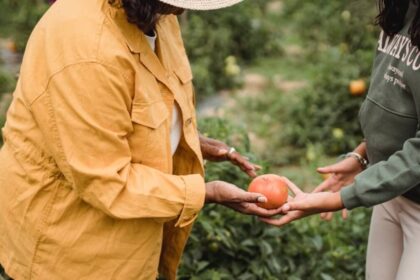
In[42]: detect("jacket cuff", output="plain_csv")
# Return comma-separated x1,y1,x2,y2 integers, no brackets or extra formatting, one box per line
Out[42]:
340,184,363,210
175,174,205,228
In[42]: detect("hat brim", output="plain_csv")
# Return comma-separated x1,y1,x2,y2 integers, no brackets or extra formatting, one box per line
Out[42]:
158,0,244,10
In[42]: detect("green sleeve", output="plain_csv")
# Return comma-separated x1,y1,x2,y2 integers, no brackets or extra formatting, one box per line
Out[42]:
340,130,420,210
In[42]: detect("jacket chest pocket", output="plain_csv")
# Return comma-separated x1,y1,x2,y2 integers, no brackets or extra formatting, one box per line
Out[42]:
174,66,195,108
128,101,170,168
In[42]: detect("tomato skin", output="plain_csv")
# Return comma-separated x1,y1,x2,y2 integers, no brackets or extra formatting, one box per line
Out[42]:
248,174,288,209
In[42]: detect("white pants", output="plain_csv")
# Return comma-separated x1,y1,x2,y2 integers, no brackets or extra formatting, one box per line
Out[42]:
366,196,420,280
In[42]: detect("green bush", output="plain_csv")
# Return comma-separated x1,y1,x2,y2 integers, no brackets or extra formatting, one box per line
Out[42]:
238,0,378,161
0,69,15,94
278,0,378,155
181,117,371,279
0,0,49,51
182,1,281,100
0,69,14,141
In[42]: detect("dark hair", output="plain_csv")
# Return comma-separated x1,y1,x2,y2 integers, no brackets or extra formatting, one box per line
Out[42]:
376,0,420,48
118,0,184,34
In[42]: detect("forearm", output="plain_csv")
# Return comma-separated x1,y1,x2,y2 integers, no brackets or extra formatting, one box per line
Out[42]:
341,135,420,209
353,141,367,159
73,162,205,227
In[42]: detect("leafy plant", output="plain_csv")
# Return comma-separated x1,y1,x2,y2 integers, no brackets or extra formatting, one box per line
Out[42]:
0,0,49,51
182,1,281,100
181,117,371,279
235,0,378,162
278,0,378,155
0,69,15,94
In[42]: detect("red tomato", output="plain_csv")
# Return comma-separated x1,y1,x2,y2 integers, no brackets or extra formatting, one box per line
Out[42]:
248,174,288,209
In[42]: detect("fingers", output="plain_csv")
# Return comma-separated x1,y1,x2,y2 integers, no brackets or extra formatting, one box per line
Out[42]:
317,165,337,174
229,152,255,169
245,169,258,178
281,177,303,196
211,181,269,204
254,164,263,171
313,178,335,193
263,207,284,216
319,210,348,221
260,211,305,227
320,212,333,221
341,209,348,220
281,201,303,213
236,191,268,204
240,203,283,217
229,152,261,177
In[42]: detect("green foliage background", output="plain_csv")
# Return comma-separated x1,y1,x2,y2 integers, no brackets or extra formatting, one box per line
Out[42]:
182,0,281,100
280,0,378,155
0,0,48,51
238,0,378,168
180,118,370,280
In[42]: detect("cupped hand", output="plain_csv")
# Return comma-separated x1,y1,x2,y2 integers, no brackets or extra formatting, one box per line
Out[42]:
315,157,362,220
315,157,362,192
205,181,282,217
260,177,344,227
200,135,261,177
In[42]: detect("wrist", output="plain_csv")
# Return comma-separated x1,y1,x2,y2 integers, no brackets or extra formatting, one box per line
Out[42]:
354,141,367,158
332,192,345,210
205,182,215,203
343,152,368,170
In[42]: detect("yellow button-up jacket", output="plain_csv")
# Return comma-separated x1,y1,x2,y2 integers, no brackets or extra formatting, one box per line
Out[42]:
0,0,205,279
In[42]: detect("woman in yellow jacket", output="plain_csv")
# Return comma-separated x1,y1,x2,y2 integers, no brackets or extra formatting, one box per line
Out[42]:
0,0,278,279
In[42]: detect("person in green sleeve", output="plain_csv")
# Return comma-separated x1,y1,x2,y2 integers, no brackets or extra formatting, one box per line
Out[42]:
262,1,420,279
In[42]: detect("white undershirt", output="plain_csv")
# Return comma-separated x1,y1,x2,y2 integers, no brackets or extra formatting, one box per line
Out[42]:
145,32,182,156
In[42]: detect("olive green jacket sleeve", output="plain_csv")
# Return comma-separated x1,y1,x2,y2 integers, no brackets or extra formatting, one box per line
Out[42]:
341,130,420,209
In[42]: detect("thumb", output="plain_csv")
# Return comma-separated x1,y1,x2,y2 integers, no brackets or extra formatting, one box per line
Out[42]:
282,201,308,213
239,192,267,203
317,165,337,174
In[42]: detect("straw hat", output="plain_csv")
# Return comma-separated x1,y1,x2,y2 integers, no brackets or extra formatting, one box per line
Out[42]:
158,0,244,10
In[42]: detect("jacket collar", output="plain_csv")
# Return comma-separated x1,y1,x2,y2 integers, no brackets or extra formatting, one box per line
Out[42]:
106,3,189,103
107,4,148,54
107,4,173,82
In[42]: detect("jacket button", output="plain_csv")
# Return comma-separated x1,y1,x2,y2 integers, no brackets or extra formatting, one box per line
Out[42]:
185,118,193,126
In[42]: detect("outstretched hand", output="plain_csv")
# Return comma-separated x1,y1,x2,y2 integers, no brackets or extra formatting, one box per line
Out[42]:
200,135,261,177
315,157,362,193
205,181,282,217
314,157,362,220
260,177,345,227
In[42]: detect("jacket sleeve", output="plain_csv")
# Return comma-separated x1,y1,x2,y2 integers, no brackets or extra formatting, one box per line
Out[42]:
340,130,420,210
30,62,205,227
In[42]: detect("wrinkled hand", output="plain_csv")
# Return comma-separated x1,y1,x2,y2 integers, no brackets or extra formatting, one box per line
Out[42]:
205,181,282,217
314,157,362,220
260,177,344,227
200,135,261,177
